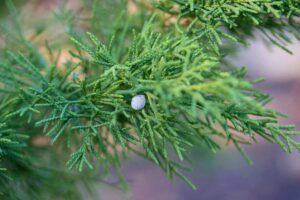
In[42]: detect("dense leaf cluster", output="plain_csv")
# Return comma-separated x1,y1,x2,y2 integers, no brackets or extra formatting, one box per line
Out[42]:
154,0,300,53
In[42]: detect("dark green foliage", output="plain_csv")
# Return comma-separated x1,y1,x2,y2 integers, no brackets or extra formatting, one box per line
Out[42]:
155,0,300,54
0,0,300,199
0,96,99,200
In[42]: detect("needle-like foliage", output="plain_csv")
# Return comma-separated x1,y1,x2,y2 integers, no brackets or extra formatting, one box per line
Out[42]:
154,0,300,54
0,0,300,199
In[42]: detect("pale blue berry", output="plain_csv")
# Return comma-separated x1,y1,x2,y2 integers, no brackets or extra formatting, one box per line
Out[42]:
131,95,146,110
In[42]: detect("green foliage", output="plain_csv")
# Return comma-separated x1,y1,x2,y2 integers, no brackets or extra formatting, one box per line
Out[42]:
0,0,300,199
0,96,99,200
0,97,28,181
154,0,300,54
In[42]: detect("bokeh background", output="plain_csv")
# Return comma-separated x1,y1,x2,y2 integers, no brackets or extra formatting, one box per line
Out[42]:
1,1,300,200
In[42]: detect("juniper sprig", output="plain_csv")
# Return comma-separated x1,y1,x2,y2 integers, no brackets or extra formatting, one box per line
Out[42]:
0,0,300,198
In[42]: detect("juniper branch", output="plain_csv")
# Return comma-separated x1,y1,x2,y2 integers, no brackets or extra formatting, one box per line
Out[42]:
0,0,299,196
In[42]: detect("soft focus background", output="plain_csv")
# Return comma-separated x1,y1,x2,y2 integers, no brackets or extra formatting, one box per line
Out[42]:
1,1,300,200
